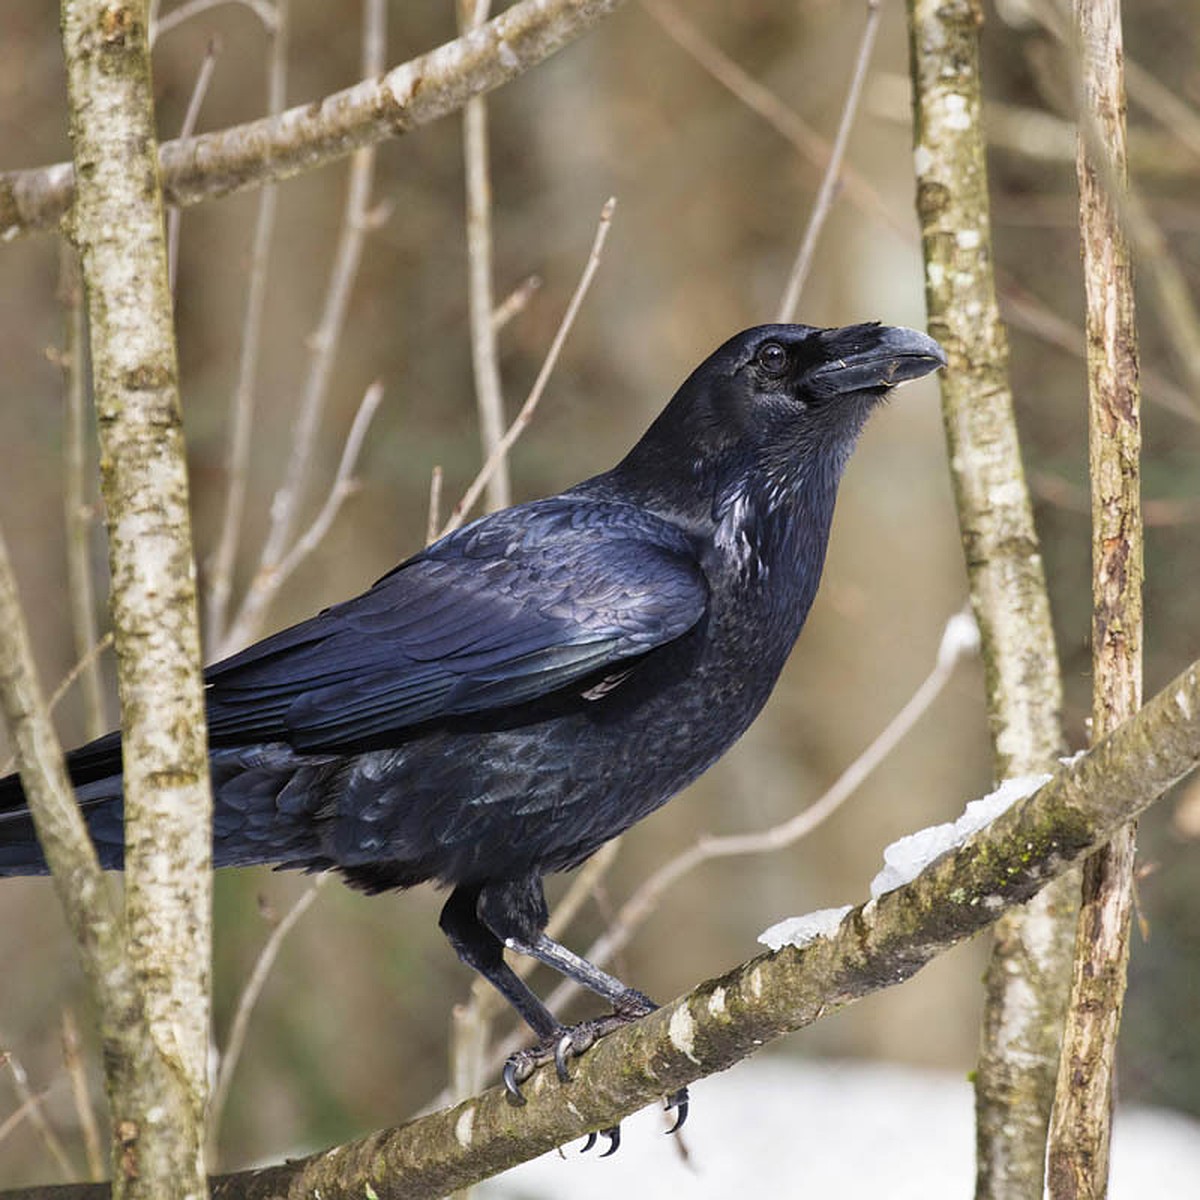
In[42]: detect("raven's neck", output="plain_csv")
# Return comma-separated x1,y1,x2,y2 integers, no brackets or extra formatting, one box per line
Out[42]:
585,448,845,644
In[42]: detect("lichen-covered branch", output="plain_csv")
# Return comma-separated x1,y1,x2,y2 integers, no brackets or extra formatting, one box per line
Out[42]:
1047,1,1142,1194
0,0,632,241
907,2,1075,1194
8,653,1199,1200
61,1,212,1195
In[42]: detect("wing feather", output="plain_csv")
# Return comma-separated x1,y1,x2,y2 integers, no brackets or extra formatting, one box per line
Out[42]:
204,497,707,751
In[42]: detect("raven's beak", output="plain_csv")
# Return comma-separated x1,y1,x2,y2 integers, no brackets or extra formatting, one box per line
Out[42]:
811,324,947,393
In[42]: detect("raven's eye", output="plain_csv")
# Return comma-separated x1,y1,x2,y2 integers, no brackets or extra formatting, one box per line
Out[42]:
756,341,788,376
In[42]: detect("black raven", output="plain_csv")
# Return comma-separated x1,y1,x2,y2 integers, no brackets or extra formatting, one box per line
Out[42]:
0,321,943,1126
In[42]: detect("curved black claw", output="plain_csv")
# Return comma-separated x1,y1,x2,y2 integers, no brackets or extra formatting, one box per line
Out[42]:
502,1057,531,1105
579,1124,621,1155
553,1033,574,1083
664,1087,689,1134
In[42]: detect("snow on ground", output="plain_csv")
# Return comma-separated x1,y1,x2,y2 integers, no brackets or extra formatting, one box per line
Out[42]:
480,1057,1200,1199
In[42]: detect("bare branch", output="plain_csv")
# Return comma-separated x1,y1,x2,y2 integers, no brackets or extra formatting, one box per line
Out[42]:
908,0,1074,1192
777,0,883,322
60,1012,103,1182
167,39,220,291
55,244,107,741
491,274,541,332
218,380,385,657
1,0,635,241
219,0,387,657
61,2,213,1190
206,877,327,1162
152,0,277,42
643,0,905,240
460,0,510,513
426,466,444,547
0,1053,74,1180
1047,1,1142,1193
442,198,617,538
205,0,291,649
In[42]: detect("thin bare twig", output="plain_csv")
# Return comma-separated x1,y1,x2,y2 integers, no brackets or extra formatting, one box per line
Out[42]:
266,381,386,597
491,274,541,332
152,0,277,42
998,281,1199,426
0,1090,48,1151
221,0,387,656
1025,0,1200,413
488,611,978,1067
56,242,107,741
426,466,444,547
459,0,510,514
777,0,883,322
61,1010,104,1181
643,0,905,241
205,0,290,650
167,39,220,292
0,1052,74,1179
441,197,617,538
0,634,112,778
206,877,327,1163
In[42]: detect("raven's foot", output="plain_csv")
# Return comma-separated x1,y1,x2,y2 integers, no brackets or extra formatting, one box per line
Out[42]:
502,1011,634,1102
501,1002,690,1150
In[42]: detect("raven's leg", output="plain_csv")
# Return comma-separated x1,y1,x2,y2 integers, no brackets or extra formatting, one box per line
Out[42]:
469,876,688,1138
438,883,560,1039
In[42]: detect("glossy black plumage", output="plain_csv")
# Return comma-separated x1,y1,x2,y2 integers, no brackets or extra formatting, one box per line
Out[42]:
0,321,944,1096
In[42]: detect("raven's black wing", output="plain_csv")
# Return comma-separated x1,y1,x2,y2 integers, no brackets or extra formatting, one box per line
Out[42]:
203,496,708,752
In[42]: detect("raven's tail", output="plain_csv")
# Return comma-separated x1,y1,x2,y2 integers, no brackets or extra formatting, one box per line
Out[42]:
0,731,126,875
2,739,342,877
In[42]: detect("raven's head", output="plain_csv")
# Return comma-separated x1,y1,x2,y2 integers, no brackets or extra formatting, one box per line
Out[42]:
608,322,946,529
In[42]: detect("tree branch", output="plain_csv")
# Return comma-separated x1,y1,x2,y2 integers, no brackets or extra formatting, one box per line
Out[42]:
459,0,510,514
61,1,212,1193
1047,0,1142,1193
907,1,1075,1194
204,0,290,650
776,0,882,322
6,651,1200,1200
0,0,633,241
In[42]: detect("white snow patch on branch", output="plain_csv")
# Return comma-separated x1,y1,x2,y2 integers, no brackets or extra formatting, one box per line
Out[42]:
870,774,1052,898
758,906,854,951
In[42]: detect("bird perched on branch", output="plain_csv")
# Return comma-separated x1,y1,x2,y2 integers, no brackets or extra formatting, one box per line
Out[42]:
0,321,943,1144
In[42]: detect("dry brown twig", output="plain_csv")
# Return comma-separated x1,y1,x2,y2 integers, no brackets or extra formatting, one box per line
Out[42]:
152,0,278,42
167,39,220,291
1,0,635,242
217,0,388,658
441,197,618,538
459,0,510,514
206,877,327,1163
60,1012,103,1183
1046,0,1143,1193
0,1053,74,1180
777,0,884,322
56,246,107,743
205,0,291,650
642,0,905,240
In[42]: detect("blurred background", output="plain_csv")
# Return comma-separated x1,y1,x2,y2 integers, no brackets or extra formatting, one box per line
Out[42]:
1,0,1198,1185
